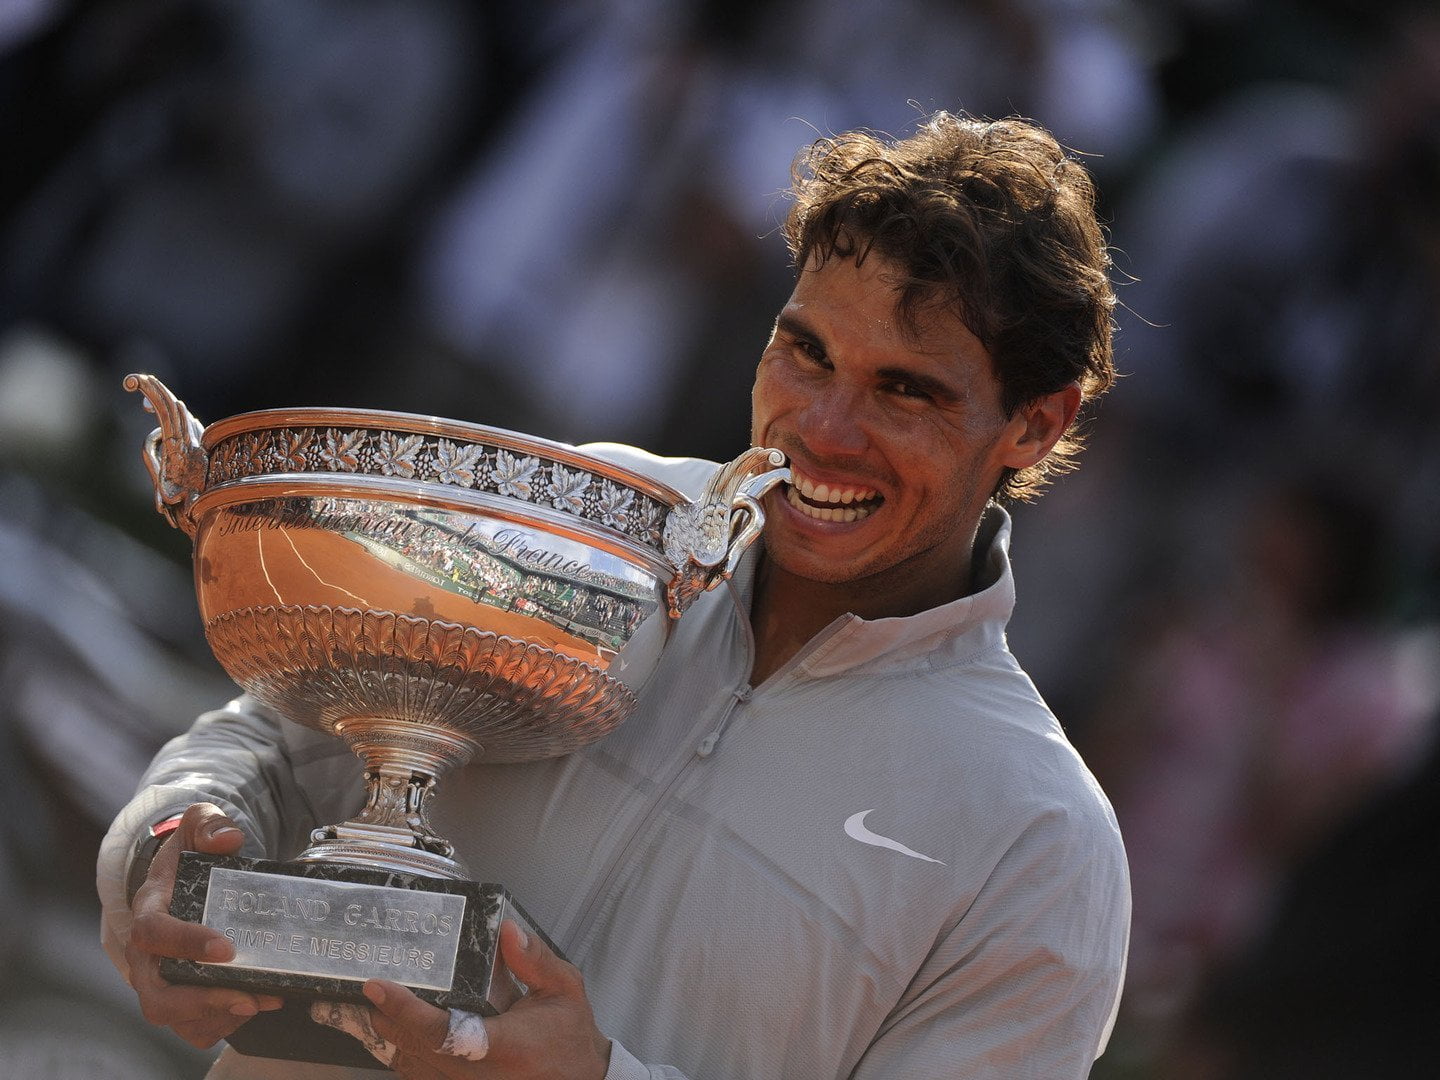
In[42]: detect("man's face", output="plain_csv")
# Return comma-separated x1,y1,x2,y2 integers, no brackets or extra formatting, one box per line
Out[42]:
750,255,1024,600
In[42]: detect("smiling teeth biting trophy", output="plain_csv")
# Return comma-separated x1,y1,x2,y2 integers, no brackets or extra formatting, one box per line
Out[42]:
125,374,788,1068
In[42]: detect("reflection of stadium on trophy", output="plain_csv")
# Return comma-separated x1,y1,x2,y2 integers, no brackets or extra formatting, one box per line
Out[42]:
299,499,653,656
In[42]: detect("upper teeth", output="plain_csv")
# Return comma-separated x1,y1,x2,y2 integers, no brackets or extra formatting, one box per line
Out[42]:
791,471,878,506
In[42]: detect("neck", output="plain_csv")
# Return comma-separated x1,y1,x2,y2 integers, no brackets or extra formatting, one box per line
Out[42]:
747,544,976,685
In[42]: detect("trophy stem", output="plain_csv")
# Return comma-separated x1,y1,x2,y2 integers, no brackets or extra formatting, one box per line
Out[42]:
296,719,476,879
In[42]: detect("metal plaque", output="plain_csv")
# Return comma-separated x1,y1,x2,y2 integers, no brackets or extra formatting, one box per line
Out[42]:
199,868,466,993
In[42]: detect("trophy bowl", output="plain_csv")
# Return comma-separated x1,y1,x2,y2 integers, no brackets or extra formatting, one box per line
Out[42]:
125,374,788,1065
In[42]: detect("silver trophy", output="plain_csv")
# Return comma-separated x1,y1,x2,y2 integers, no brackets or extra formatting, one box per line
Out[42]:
126,374,788,1068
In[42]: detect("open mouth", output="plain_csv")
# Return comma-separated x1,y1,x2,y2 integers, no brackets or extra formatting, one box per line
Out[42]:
784,469,884,523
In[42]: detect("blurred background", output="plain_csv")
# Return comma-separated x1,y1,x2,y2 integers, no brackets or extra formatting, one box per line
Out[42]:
2,0,1438,1076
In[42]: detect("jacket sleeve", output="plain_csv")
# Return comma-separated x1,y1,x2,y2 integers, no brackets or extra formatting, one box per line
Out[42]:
604,1040,692,1080
851,802,1131,1079
96,694,363,981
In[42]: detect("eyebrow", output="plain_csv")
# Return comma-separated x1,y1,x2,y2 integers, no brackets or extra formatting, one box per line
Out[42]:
773,310,817,342
874,366,962,402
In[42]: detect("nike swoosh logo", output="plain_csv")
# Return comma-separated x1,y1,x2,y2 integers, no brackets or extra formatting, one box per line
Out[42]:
844,810,944,865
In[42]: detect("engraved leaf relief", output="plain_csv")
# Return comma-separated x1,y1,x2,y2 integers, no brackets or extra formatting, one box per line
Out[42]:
323,429,368,472
492,450,540,500
210,439,236,484
276,428,314,470
204,443,229,487
238,433,266,478
375,432,424,478
596,480,634,530
430,439,487,487
635,498,667,546
202,427,673,549
547,464,591,514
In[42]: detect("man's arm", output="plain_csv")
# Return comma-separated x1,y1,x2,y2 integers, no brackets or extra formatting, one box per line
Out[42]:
98,694,360,975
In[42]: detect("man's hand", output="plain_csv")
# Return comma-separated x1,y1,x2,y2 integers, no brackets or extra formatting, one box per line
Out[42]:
124,802,284,1048
328,920,611,1079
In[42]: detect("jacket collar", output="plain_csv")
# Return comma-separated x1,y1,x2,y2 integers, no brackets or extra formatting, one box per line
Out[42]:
728,505,1016,678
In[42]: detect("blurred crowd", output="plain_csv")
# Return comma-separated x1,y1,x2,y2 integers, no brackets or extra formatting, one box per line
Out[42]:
2,1,1438,1077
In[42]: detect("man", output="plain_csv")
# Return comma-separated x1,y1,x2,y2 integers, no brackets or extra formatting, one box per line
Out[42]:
99,111,1129,1078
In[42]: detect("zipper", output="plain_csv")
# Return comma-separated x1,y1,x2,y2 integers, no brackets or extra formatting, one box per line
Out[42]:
564,581,756,952
696,686,751,757
565,676,753,951
563,582,850,953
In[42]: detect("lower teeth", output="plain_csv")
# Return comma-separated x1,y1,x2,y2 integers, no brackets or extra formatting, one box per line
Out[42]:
786,486,874,522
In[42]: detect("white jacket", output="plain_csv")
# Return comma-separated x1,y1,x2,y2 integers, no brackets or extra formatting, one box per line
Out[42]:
99,446,1130,1079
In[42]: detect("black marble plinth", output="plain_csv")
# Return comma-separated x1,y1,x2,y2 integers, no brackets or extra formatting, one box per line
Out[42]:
161,852,554,1068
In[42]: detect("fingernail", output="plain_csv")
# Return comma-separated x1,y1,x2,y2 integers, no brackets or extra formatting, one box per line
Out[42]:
258,996,285,1012
515,923,529,949
230,1001,257,1018
209,826,243,842
203,938,234,962
363,981,385,1006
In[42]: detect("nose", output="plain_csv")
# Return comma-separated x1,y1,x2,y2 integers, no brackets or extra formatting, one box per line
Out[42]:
795,382,869,459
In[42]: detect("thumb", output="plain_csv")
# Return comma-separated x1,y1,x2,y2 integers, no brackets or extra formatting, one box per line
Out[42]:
140,803,245,906
175,802,247,856
497,919,574,998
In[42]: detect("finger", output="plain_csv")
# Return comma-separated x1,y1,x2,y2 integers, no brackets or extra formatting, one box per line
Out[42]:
132,972,265,1040
127,903,285,1029
388,1049,453,1080
497,919,577,998
129,950,252,1014
171,1017,246,1051
168,1001,270,1051
130,904,236,964
132,970,283,1022
362,980,450,1054
437,1009,490,1062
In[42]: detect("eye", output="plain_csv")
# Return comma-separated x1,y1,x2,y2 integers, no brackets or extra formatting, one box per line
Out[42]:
885,379,933,402
795,339,828,366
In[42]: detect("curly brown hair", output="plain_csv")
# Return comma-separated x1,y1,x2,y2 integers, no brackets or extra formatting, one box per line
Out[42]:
782,111,1117,501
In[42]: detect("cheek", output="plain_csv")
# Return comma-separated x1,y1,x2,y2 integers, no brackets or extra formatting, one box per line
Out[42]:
750,361,791,435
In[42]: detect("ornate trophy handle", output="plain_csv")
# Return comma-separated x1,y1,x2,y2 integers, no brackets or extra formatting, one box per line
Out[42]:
662,447,790,618
123,373,208,537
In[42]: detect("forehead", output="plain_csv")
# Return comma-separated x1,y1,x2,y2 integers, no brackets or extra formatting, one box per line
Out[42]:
785,256,988,365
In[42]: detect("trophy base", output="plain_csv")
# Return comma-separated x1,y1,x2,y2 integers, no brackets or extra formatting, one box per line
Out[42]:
227,1000,394,1071
162,852,553,1068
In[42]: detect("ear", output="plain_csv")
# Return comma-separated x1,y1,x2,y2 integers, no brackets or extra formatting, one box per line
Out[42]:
997,383,1083,471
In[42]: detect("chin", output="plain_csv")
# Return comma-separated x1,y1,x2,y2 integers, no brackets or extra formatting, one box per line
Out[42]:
764,539,876,587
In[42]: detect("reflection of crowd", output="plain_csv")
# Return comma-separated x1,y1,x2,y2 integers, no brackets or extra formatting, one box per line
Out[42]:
382,525,645,646
392,528,520,606
574,590,644,641
4,2,1440,1076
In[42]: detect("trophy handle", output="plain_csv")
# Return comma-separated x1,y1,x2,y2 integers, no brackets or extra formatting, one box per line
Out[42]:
124,373,208,537
662,447,789,618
